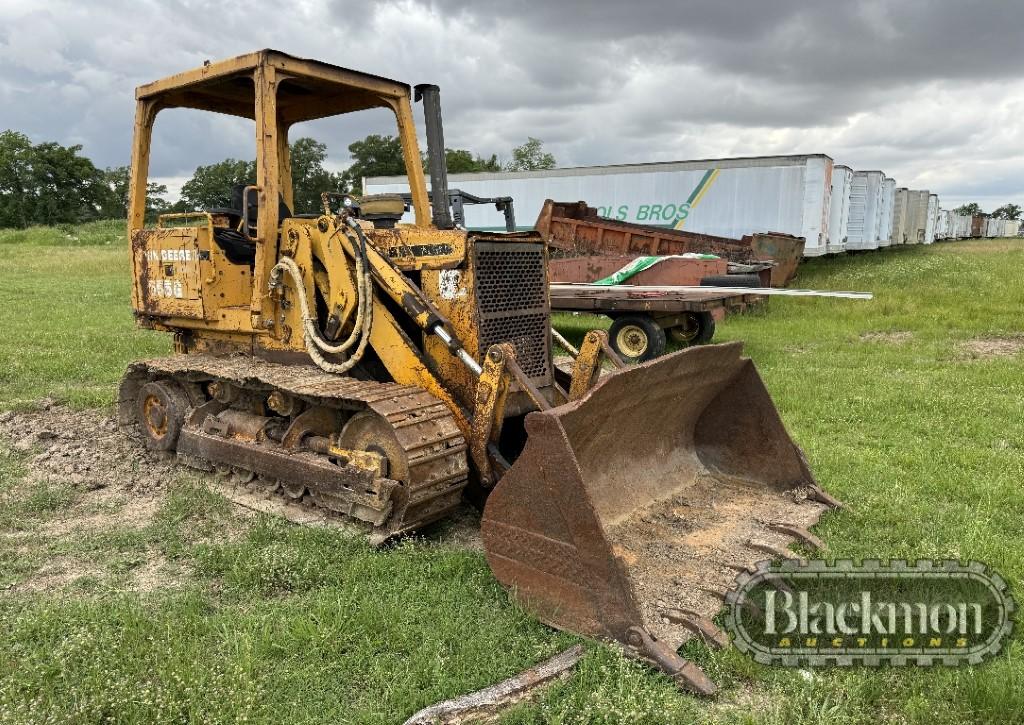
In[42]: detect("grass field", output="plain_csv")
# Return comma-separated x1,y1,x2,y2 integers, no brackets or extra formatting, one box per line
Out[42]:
0,220,1022,724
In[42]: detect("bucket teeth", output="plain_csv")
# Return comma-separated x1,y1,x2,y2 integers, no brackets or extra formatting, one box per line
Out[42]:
658,608,730,650
725,562,753,573
623,627,718,697
700,586,728,602
745,538,794,560
807,483,846,510
702,586,762,619
767,522,826,551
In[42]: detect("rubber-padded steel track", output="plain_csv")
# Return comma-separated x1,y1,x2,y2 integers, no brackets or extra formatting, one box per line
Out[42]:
119,354,469,536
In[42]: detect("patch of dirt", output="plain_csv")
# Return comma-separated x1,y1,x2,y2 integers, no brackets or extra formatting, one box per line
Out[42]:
40,495,162,538
959,335,1024,359
129,555,188,592
0,399,184,497
0,402,200,594
860,330,913,343
605,473,828,650
8,556,104,594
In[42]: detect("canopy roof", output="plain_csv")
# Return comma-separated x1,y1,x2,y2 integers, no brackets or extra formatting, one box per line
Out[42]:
135,49,410,124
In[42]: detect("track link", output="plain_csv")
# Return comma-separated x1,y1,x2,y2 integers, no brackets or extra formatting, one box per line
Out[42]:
119,354,469,538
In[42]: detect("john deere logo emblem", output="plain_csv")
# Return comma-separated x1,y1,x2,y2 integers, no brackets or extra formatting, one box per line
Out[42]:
725,560,1014,666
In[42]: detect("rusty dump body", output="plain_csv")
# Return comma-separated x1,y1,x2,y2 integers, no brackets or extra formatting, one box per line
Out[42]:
121,51,838,695
536,199,805,287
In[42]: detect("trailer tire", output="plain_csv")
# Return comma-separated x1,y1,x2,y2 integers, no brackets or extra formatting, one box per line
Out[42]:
609,315,666,363
668,311,716,346
700,274,761,288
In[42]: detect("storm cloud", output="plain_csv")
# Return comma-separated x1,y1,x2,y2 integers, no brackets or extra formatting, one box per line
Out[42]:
1,0,1021,208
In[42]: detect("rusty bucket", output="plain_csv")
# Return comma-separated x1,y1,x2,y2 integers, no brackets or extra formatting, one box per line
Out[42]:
481,342,835,693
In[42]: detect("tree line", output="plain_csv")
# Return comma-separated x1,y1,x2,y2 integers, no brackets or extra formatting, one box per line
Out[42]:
954,202,1021,220
0,129,556,229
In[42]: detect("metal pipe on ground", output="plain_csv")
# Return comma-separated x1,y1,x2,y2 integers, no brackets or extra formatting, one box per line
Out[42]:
551,283,873,300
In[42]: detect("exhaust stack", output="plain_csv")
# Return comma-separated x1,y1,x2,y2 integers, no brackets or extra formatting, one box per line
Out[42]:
414,84,453,230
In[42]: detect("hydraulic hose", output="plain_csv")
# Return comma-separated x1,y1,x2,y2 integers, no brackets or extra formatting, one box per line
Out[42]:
269,218,374,375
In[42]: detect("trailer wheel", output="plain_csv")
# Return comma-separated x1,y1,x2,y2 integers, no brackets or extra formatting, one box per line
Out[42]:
668,311,716,346
609,315,666,363
694,311,716,343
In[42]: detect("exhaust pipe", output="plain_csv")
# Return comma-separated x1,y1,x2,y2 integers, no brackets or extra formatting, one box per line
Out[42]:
414,84,453,230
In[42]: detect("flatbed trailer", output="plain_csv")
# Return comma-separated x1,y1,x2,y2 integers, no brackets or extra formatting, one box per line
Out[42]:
550,283,765,362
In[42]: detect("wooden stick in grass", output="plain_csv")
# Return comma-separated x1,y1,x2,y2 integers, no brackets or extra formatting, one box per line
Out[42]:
403,645,585,724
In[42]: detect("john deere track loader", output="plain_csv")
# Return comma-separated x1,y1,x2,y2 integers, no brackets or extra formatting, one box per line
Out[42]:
120,50,839,693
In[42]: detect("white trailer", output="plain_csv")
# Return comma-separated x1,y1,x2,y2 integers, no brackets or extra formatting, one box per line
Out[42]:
903,190,931,245
954,214,971,238
877,177,896,247
891,188,910,245
985,217,1006,238
366,154,836,256
1006,220,1021,237
827,165,852,253
935,209,952,240
846,170,885,250
924,194,939,244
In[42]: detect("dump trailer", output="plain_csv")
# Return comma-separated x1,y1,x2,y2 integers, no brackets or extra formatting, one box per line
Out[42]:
119,51,837,695
535,200,805,286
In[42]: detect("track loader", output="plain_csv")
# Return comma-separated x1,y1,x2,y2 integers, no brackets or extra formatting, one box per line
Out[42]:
120,50,839,694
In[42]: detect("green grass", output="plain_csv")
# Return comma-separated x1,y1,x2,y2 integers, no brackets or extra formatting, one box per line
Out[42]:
0,221,169,408
0,230,1022,723
0,218,128,247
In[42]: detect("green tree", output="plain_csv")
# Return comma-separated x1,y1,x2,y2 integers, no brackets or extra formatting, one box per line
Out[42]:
101,166,168,219
476,153,502,172
990,203,1021,220
27,141,110,225
955,202,983,216
289,138,346,214
344,134,406,194
178,158,256,210
0,130,109,228
0,130,34,228
175,138,347,213
505,137,556,172
437,148,502,174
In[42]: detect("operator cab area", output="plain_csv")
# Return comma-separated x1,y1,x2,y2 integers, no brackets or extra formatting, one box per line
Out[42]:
127,49,436,325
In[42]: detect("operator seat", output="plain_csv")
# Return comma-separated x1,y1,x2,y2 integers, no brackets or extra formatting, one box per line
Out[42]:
208,184,292,266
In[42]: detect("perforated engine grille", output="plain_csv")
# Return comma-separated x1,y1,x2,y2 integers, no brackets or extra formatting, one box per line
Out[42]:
473,241,551,381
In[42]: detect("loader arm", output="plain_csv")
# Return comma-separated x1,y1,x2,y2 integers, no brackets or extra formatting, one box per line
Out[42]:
292,213,531,486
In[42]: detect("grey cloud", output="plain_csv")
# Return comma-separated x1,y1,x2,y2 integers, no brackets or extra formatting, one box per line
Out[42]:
423,0,1024,86
0,0,1021,207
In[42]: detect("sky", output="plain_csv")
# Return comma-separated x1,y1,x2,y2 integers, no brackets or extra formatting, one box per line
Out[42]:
1,0,1022,210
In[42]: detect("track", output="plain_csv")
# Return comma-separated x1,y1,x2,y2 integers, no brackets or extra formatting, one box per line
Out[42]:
119,354,469,540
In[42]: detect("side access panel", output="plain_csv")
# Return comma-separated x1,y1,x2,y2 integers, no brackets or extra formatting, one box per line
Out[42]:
130,227,206,319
